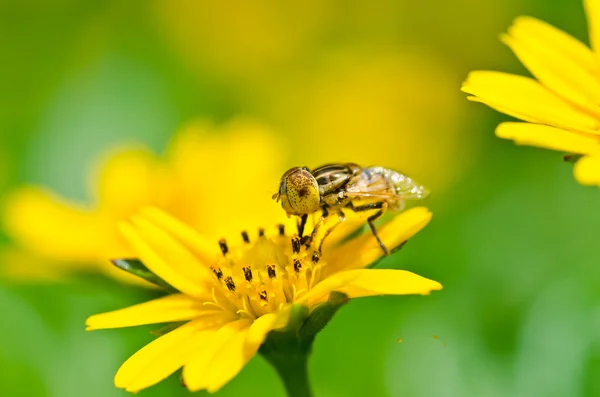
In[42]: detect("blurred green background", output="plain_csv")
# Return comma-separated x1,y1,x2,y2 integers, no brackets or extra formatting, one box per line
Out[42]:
1,0,600,396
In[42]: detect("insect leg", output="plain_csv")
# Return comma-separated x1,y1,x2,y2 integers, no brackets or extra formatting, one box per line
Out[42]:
297,213,308,237
316,210,346,255
305,207,329,247
348,201,390,256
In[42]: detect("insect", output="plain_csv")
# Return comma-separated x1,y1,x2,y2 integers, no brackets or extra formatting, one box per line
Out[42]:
272,163,429,255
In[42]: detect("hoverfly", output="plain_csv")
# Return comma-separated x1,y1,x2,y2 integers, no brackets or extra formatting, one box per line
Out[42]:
272,163,429,255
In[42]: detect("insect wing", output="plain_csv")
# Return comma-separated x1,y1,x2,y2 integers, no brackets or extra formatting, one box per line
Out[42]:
343,170,398,200
343,167,429,201
387,169,430,200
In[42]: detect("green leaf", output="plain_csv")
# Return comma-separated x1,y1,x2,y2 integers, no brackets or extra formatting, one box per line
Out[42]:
111,258,177,292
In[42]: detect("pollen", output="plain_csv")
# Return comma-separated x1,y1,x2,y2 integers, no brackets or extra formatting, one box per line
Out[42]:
206,224,326,320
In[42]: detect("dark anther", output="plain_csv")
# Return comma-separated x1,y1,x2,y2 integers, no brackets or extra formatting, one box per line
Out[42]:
293,259,302,273
278,224,285,236
243,266,253,282
212,266,223,280
241,231,250,244
267,264,276,278
301,235,312,247
224,276,236,291
291,235,301,253
218,238,229,255
312,251,319,263
259,290,268,301
258,228,265,237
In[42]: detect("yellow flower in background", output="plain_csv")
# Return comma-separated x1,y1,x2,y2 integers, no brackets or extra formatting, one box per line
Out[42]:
260,51,468,192
156,0,475,195
1,120,289,282
86,206,441,393
462,0,600,186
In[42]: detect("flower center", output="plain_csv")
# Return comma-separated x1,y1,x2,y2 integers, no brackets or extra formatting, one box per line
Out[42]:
207,224,324,319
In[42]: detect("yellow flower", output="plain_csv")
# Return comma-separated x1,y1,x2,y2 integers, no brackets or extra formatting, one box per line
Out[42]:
86,206,441,393
1,120,288,282
462,0,600,186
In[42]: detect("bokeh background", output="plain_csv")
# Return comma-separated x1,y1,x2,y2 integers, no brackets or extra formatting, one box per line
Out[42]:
1,0,600,396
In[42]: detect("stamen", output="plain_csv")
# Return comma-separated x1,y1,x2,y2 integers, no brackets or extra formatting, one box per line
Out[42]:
267,264,276,278
259,290,268,301
241,231,250,244
224,276,236,291
293,259,302,273
207,223,332,319
212,266,223,280
218,238,229,255
291,235,301,253
243,266,253,282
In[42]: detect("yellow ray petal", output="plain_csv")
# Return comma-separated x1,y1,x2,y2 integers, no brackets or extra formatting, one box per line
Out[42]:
118,222,205,297
183,319,252,392
115,319,218,393
321,211,372,250
86,294,203,330
495,122,600,155
502,17,600,115
508,16,597,70
574,155,600,185
466,95,540,124
165,120,287,239
301,269,441,307
204,313,278,392
93,147,172,215
585,0,600,59
462,71,600,134
324,207,432,275
2,187,102,262
335,269,442,299
137,207,217,266
130,214,212,286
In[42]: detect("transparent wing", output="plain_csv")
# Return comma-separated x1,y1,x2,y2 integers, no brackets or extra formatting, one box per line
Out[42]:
387,170,430,200
344,168,429,201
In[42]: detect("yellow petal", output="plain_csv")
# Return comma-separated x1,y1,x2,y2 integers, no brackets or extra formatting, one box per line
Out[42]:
585,0,600,59
164,120,288,239
130,214,212,286
325,207,432,275
183,319,252,392
300,269,441,307
137,207,216,267
118,222,205,297
502,17,600,115
2,187,102,262
115,319,218,393
92,147,173,215
508,16,597,71
321,211,372,250
335,269,442,299
495,122,600,155
245,313,278,347
462,71,600,134
574,155,600,185
0,248,70,282
204,314,278,392
86,294,202,330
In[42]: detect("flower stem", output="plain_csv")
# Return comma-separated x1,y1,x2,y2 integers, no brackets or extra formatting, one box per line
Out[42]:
263,352,313,397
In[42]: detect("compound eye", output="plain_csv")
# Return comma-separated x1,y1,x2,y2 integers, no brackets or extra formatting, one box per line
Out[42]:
284,169,320,215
